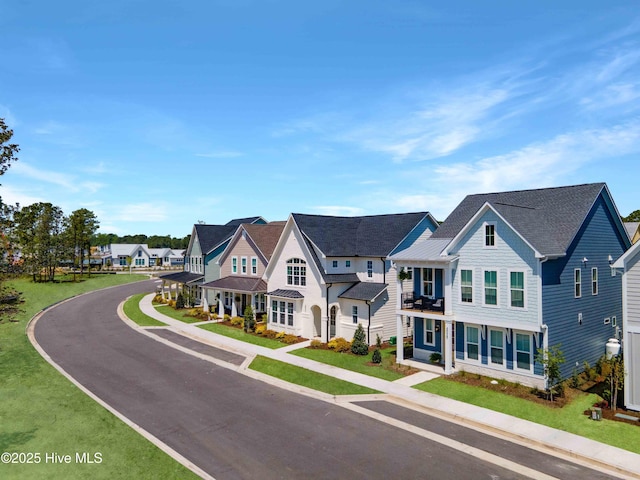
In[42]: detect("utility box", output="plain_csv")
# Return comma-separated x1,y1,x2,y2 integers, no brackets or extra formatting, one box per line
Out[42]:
389,336,397,345
591,407,602,421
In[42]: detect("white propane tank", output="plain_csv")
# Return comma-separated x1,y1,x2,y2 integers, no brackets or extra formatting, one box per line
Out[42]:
605,338,621,359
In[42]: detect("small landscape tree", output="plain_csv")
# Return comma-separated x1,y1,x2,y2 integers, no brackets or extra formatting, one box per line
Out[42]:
243,305,255,332
351,323,369,355
535,344,565,402
175,292,185,309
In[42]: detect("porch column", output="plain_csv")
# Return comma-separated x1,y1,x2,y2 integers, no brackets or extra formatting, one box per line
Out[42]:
444,266,453,315
444,319,453,374
396,314,404,362
231,295,238,317
218,292,224,317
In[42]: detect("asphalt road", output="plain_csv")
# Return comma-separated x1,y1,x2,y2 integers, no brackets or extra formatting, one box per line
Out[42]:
33,280,618,480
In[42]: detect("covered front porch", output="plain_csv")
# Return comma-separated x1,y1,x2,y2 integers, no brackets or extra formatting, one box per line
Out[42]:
158,271,204,306
202,276,267,319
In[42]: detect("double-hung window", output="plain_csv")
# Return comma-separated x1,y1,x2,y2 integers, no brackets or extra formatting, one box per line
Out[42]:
574,268,582,298
461,269,473,303
423,268,434,297
232,257,238,274
484,270,498,306
515,333,532,371
591,267,598,295
489,329,504,365
367,261,373,278
424,318,434,346
251,257,258,275
332,260,338,268
241,257,247,274
485,223,496,247
466,326,479,361
287,302,294,326
352,306,358,324
510,271,525,308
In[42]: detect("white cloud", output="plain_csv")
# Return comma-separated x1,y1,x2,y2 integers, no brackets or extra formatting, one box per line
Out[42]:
0,185,45,207
311,205,366,216
114,203,169,222
195,151,243,158
11,162,104,194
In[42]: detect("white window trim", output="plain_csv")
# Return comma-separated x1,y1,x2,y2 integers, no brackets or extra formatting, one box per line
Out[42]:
352,305,358,324
423,318,435,346
232,256,238,274
508,270,527,310
591,267,598,296
332,260,338,268
251,257,258,275
488,328,506,367
612,316,617,327
367,260,373,278
514,331,533,373
574,268,582,298
465,325,481,363
483,268,499,307
460,268,474,305
241,256,247,275
286,258,307,287
423,268,434,298
346,260,351,268
483,221,497,248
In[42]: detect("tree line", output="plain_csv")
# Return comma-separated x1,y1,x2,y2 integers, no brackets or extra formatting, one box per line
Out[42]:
92,233,190,249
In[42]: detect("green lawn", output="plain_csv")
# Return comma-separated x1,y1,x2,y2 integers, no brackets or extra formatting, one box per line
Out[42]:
415,378,640,455
154,305,204,324
290,347,405,381
249,355,380,395
198,323,286,349
0,275,199,479
123,294,166,327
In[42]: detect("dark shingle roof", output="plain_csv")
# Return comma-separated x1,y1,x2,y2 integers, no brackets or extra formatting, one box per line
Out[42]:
292,212,429,257
202,276,267,293
226,216,264,226
242,222,286,260
267,289,304,299
338,282,387,301
432,183,607,256
160,271,203,284
194,224,238,255
325,273,360,283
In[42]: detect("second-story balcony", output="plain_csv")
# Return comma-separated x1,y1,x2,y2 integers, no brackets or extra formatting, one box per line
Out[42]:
401,292,445,314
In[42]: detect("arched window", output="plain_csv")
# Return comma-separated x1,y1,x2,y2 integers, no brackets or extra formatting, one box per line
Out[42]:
286,258,306,286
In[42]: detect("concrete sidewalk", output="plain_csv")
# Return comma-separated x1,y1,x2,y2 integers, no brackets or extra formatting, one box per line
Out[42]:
137,294,640,479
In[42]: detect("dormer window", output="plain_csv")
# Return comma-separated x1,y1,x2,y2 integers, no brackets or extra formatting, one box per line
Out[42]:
484,223,496,247
286,258,306,286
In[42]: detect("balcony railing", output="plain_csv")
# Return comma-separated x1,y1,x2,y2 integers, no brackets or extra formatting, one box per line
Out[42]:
401,292,445,313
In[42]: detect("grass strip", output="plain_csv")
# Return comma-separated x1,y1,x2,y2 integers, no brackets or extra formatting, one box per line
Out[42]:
249,355,380,395
123,293,166,326
414,378,640,454
198,323,286,349
1,275,199,480
290,347,405,381
154,305,204,324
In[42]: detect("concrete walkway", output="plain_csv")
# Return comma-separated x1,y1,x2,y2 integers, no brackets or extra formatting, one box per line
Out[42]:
136,294,640,479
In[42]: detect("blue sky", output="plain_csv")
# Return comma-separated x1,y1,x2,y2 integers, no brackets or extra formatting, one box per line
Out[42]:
1,1,639,237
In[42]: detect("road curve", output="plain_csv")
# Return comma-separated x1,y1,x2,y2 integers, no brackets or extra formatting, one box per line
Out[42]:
32,280,617,480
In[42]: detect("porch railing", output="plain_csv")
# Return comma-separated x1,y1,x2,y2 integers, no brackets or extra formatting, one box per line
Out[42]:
401,292,444,313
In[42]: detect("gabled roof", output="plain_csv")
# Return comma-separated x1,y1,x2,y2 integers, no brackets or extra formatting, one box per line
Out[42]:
433,183,621,257
104,243,150,258
624,222,639,242
292,212,432,257
240,222,286,260
160,271,203,284
388,238,455,262
192,217,265,255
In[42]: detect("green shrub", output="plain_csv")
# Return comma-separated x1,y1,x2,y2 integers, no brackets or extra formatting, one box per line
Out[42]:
243,305,255,332
351,324,369,355
327,337,351,353
282,334,299,345
429,352,442,364
175,292,185,309
230,316,244,327
372,348,382,364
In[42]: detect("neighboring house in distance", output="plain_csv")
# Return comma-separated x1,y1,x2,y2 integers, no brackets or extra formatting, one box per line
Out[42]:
160,217,266,305
201,221,286,318
148,248,185,267
264,212,439,343
624,222,640,244
101,244,152,268
613,240,640,411
390,183,630,388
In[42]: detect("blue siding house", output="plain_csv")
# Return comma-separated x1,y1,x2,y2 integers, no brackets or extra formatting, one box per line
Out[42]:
390,183,630,388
